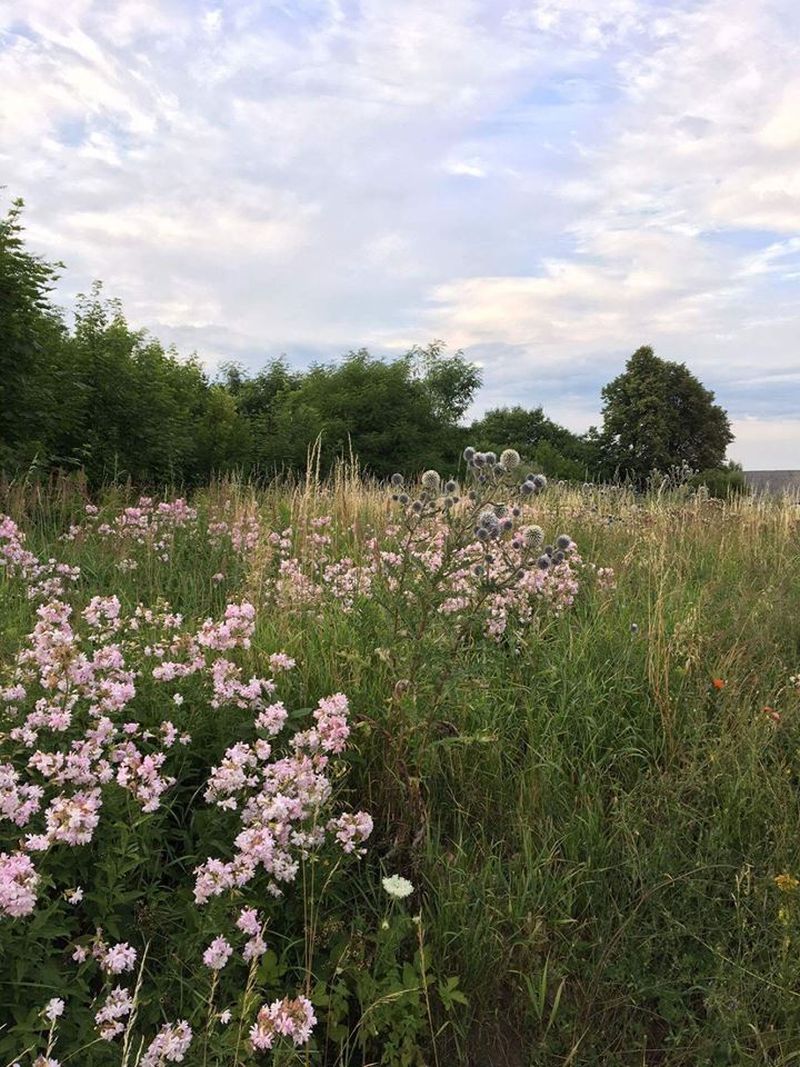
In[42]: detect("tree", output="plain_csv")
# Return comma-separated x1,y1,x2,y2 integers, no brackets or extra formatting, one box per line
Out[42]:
0,198,72,469
598,346,733,483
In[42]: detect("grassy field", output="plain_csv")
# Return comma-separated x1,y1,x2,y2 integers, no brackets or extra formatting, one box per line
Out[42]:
1,470,799,1066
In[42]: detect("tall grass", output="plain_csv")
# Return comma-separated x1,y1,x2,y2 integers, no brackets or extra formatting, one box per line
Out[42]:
1,472,799,1065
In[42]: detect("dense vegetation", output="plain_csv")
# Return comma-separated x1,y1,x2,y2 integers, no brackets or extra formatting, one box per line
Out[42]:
2,199,735,490
1,471,798,1065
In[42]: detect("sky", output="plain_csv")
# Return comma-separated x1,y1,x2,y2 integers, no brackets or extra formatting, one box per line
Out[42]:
1,0,799,469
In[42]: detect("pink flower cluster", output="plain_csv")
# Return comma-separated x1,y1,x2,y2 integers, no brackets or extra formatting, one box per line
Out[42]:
1,515,81,601
139,1020,193,1065
249,995,316,1052
194,691,371,904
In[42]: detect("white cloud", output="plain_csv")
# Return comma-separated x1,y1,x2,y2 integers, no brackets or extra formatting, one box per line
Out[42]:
1,0,798,466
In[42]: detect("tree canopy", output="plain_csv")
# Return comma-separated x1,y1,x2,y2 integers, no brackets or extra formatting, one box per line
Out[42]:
597,346,733,483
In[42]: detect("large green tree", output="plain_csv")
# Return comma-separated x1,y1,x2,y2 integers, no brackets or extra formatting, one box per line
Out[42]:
598,346,733,482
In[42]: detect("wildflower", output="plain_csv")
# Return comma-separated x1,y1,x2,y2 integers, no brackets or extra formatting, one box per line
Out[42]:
140,1021,192,1065
203,935,233,970
500,448,520,469
43,997,65,1021
172,693,184,705
95,986,134,1040
0,850,39,917
485,451,497,466
420,470,440,491
65,887,83,904
556,533,572,550
712,678,726,690
630,623,639,634
463,446,475,462
524,525,544,549
218,1010,232,1025
531,473,547,490
390,473,404,486
250,996,316,1051
775,873,799,892
101,942,137,974
382,874,414,899
444,479,458,494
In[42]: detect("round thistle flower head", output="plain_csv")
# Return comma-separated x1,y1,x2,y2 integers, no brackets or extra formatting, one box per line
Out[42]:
524,525,544,549
512,506,521,517
551,549,565,564
556,533,572,550
390,472,404,487
544,544,554,556
478,510,500,531
520,480,534,495
398,493,409,505
473,452,486,468
475,526,490,540
537,554,551,570
532,473,547,490
463,446,476,462
421,470,440,491
444,479,458,494
383,874,414,899
501,517,513,531
500,448,521,469
473,564,484,577
485,451,497,466
494,504,508,517
411,500,423,513
443,496,453,508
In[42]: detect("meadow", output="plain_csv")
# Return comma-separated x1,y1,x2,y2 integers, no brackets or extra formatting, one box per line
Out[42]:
1,456,799,1067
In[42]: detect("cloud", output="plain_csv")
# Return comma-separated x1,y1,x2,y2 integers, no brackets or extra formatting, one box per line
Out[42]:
1,0,798,466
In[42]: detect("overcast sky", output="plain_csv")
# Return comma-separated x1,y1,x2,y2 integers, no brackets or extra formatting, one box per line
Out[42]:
2,0,799,468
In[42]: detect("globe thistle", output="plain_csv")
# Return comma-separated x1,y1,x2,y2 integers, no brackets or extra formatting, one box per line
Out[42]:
463,446,476,462
472,452,486,468
390,473,404,487
478,510,500,532
531,473,547,491
500,448,520,469
443,496,454,508
475,526,490,541
524,525,544,549
520,480,534,495
444,479,458,494
501,517,513,531
543,544,553,556
473,564,484,577
485,451,497,466
494,504,508,517
398,493,409,505
556,533,572,550
551,549,565,564
536,554,551,570
421,470,440,491
411,500,423,513
511,506,521,517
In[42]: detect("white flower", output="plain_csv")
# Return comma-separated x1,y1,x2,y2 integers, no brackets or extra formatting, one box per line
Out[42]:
43,997,65,1020
65,887,83,904
500,448,520,469
382,874,414,899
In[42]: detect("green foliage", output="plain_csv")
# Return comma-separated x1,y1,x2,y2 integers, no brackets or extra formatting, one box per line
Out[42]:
690,463,749,499
470,405,591,480
598,346,733,483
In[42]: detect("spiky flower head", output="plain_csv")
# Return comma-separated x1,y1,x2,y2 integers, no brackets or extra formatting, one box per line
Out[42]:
398,493,409,505
500,448,520,469
551,549,565,564
524,525,544,549
463,446,476,462
444,479,458,494
536,554,551,570
531,473,547,490
411,500,423,513
485,451,497,466
519,480,534,495
478,510,500,532
472,452,486,468
390,473,404,486
421,470,440,491
556,533,572,550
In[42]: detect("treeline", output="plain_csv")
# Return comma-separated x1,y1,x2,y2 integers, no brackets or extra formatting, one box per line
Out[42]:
1,199,596,485
1,198,735,488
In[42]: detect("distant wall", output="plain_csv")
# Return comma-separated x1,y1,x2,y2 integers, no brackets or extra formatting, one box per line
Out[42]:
745,470,800,494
